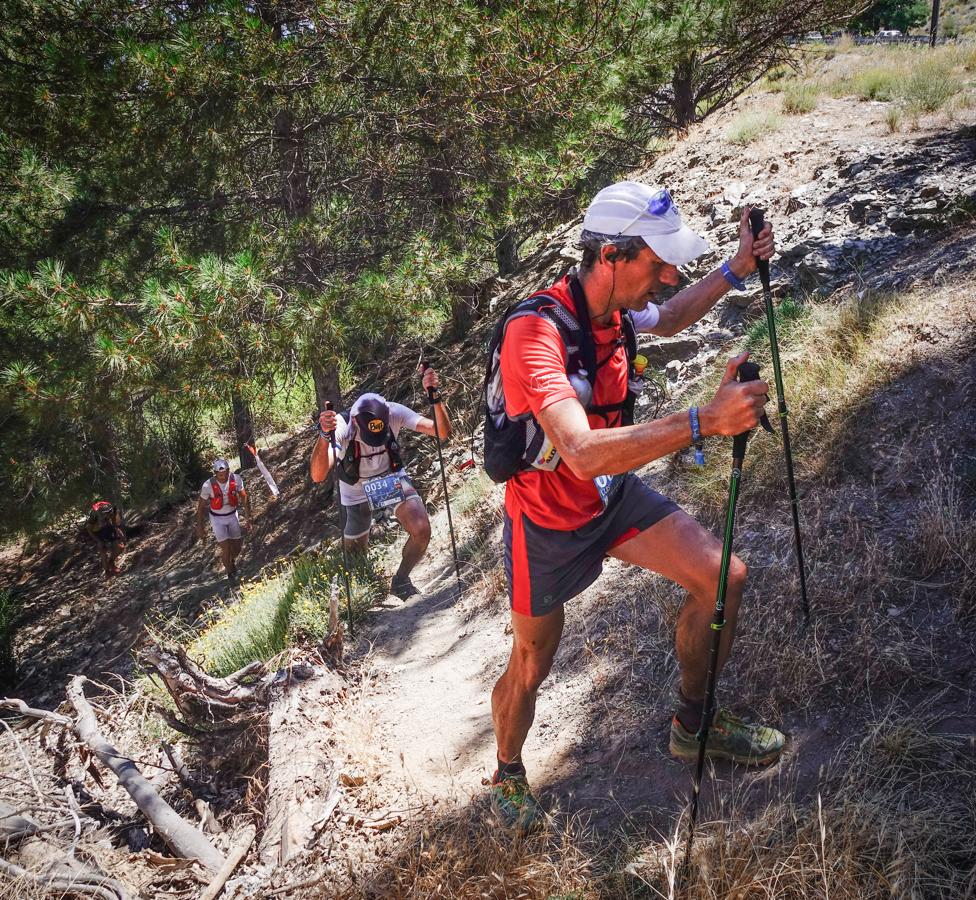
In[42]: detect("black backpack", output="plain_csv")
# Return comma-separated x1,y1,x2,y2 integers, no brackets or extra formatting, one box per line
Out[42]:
482,275,638,484
334,408,405,486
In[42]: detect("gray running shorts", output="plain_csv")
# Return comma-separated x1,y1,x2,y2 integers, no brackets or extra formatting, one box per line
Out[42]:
503,473,679,617
341,476,422,539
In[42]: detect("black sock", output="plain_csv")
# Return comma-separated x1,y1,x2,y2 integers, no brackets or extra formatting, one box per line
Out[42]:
496,758,526,780
676,690,705,733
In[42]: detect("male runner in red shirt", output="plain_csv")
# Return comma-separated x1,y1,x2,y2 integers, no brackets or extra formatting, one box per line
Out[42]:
490,181,784,830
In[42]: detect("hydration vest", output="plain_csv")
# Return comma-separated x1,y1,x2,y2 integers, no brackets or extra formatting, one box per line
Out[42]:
209,477,239,512
482,275,639,484
335,409,405,486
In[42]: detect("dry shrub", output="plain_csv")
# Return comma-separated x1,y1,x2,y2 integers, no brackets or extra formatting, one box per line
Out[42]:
909,469,976,619
782,82,819,114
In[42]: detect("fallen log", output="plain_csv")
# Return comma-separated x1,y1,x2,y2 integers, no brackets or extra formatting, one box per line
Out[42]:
67,676,225,874
140,646,346,870
0,852,130,900
161,741,222,834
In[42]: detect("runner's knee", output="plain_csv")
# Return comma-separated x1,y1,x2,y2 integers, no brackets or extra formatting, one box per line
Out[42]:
409,516,431,546
511,647,555,693
344,535,369,554
728,554,748,590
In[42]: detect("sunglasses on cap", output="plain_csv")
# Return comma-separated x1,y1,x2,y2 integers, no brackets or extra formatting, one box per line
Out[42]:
213,463,229,472
613,189,676,237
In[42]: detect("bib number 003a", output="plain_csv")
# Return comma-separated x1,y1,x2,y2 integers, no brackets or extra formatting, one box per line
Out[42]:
363,472,407,511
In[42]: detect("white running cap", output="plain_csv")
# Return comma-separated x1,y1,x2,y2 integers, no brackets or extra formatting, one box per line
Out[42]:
582,181,710,266
212,458,230,472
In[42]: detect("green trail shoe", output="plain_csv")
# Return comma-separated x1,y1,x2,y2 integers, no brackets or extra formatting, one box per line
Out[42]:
669,708,784,766
490,771,542,833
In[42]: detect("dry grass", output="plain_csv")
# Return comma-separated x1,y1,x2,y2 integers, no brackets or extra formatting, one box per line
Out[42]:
781,82,820,115
807,44,970,118
331,806,602,899
910,468,976,619
726,111,784,145
635,706,976,899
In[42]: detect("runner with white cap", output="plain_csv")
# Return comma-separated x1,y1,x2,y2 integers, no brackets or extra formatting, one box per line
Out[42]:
486,180,785,831
196,458,252,582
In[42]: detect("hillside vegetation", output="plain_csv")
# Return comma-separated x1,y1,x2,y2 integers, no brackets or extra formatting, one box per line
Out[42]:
2,31,976,900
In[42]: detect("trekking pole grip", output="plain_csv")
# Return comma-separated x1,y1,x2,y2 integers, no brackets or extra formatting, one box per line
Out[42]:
324,401,336,439
420,359,440,403
748,207,772,291
733,361,763,458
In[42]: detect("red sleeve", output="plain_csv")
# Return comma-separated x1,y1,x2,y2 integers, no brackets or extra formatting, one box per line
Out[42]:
500,314,576,419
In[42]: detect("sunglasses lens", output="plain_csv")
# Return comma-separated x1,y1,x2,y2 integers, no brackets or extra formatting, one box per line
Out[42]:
647,190,673,216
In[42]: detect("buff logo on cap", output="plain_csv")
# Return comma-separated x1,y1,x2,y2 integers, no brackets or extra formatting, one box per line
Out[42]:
367,418,385,434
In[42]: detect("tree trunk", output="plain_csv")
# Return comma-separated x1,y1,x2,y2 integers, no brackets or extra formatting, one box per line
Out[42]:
672,55,697,130
231,390,256,470
273,109,312,220
259,668,344,866
450,282,480,336
311,360,341,414
494,226,519,277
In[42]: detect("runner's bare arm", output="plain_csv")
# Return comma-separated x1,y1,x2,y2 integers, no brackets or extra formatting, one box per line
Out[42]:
648,210,774,337
415,366,452,439
537,353,769,479
195,496,208,533
240,487,252,520
414,403,452,440
309,433,335,483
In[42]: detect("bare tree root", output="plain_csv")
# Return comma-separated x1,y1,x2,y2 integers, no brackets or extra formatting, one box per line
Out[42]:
0,852,130,900
3,828,132,900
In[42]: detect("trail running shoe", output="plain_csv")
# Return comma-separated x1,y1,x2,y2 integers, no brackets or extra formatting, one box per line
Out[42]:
490,770,542,833
390,575,419,599
669,708,784,766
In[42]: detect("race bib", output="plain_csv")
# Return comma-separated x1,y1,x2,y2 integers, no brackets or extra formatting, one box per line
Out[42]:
593,473,623,509
362,472,407,511
530,435,561,471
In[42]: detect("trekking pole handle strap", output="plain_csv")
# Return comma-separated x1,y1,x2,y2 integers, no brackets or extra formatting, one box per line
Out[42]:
748,207,772,291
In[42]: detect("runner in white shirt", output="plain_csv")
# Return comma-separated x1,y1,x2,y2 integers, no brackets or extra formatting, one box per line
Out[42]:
310,366,452,599
196,459,252,582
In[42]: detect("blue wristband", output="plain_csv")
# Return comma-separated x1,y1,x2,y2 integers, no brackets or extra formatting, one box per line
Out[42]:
689,407,705,465
721,261,747,292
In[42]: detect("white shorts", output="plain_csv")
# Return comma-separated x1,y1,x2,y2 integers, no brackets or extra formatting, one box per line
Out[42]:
209,513,242,542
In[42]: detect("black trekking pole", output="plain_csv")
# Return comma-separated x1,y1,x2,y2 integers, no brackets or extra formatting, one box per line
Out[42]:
323,402,355,638
684,361,769,870
749,208,811,626
420,361,462,594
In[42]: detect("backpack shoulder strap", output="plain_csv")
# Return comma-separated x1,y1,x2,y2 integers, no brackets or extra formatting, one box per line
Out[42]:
565,276,597,384
621,310,638,363
485,290,587,422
